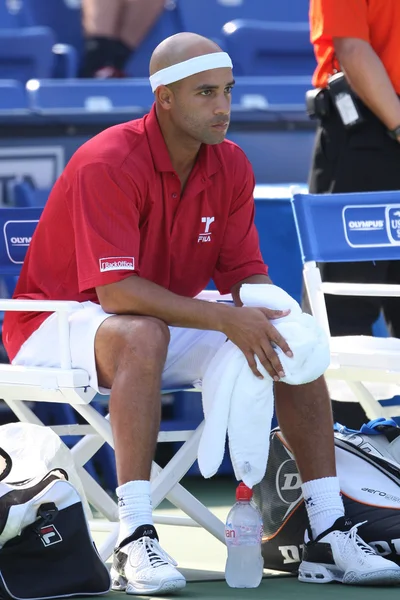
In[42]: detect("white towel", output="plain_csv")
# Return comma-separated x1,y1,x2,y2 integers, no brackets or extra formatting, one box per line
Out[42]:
198,284,330,488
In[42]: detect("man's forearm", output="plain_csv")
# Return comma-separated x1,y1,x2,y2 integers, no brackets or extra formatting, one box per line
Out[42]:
96,275,234,332
334,37,400,131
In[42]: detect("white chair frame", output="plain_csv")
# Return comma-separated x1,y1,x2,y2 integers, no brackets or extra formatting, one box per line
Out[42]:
0,291,232,561
303,261,400,420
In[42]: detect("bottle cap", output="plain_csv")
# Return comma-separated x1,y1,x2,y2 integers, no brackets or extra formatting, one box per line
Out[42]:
236,482,253,501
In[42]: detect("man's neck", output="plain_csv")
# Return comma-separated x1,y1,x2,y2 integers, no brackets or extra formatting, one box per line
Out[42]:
157,111,201,177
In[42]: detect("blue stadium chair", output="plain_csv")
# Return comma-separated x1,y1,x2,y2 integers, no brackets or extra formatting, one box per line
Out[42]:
177,0,309,46
228,124,314,183
26,76,310,122
291,189,400,420
222,20,315,77
51,43,79,79
27,79,154,119
0,0,33,28
0,0,78,78
8,180,49,208
0,27,55,81
22,0,84,57
0,80,29,116
231,76,310,115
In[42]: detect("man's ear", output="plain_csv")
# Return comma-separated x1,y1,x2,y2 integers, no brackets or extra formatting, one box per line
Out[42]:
0,447,12,482
155,85,174,110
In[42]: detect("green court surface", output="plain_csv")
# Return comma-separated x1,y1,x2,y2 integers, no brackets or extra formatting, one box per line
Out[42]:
85,477,400,600
79,575,400,600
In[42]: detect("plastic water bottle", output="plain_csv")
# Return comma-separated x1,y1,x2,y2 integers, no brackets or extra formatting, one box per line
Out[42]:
224,482,264,588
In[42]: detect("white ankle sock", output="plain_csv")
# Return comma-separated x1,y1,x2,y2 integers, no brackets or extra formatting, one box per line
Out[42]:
116,480,153,544
301,476,344,539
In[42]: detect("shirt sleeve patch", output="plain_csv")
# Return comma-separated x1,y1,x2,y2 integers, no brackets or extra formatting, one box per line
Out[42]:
99,257,135,272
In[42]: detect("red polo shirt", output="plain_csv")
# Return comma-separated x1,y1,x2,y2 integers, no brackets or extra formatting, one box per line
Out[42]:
3,104,267,362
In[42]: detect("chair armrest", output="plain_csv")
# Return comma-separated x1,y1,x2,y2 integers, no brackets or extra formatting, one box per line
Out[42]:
1,299,83,369
52,43,79,78
321,283,400,297
0,299,82,312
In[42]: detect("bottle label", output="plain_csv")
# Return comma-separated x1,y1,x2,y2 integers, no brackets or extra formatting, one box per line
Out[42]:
225,523,263,546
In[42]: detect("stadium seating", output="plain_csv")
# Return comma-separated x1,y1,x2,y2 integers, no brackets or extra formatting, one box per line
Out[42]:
0,1,78,80
232,76,309,115
0,0,32,27
222,20,315,77
24,0,182,79
52,43,79,79
21,0,84,56
128,0,312,77
0,80,29,115
8,180,49,207
177,0,309,45
25,76,309,121
22,0,312,79
26,78,154,119
0,27,56,81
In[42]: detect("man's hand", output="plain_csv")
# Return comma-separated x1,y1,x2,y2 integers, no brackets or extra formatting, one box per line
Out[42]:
220,306,293,380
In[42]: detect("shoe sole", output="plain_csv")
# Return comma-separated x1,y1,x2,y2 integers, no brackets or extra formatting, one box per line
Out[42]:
299,561,400,586
111,570,186,595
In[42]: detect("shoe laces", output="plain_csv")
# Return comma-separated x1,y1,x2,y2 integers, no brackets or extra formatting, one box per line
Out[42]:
342,521,376,556
140,537,178,568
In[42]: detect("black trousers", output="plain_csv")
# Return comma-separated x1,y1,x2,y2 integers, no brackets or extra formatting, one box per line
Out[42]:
308,103,400,337
308,102,400,428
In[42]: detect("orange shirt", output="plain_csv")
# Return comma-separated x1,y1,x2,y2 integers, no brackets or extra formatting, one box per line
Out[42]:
310,0,400,94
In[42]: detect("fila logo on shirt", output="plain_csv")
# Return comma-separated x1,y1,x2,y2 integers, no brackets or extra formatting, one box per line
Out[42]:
99,257,135,272
198,216,215,243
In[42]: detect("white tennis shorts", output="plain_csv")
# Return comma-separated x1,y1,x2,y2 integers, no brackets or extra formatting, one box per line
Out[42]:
12,301,227,394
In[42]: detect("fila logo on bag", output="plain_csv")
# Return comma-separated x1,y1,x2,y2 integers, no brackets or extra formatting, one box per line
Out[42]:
39,525,63,547
198,216,215,243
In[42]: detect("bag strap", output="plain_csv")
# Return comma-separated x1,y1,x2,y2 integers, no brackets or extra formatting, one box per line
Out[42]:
33,503,59,534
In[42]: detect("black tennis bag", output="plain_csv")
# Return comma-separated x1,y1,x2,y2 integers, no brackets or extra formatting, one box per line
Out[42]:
254,418,400,573
0,448,110,600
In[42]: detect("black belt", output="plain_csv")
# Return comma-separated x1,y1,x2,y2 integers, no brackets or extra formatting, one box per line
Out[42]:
306,87,400,125
305,88,332,120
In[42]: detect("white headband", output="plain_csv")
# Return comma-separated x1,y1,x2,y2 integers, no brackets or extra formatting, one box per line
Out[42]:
149,52,233,92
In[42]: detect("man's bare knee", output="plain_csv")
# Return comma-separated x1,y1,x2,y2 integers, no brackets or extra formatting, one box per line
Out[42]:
95,315,170,387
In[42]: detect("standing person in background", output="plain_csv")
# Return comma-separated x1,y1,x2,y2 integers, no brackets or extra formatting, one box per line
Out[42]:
307,0,400,427
79,0,166,78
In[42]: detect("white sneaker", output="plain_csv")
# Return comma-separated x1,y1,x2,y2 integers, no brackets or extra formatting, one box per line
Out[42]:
111,524,186,595
299,517,400,585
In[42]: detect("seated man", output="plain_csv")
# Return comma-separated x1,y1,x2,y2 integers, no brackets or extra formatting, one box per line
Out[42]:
3,32,400,595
